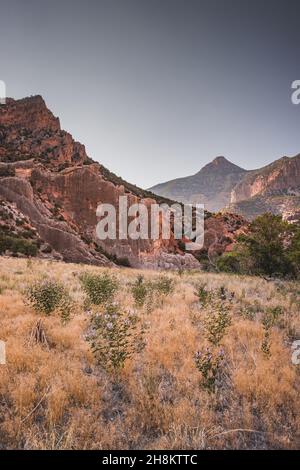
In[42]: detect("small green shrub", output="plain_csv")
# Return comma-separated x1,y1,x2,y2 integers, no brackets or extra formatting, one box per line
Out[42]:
25,279,73,323
131,275,148,307
152,275,174,296
80,272,119,306
218,285,235,302
196,283,212,306
195,347,225,393
204,302,231,346
239,303,258,321
87,303,145,373
261,306,284,356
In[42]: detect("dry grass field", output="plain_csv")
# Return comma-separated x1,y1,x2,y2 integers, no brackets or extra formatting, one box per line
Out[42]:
0,257,299,450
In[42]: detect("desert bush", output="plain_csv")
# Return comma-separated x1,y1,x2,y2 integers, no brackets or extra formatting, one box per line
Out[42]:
262,306,284,330
87,303,145,373
239,300,261,321
289,227,300,276
0,233,38,256
131,275,148,307
195,347,225,393
204,302,231,346
131,275,174,312
217,285,235,302
79,271,118,306
216,251,243,273
152,275,174,296
261,306,284,356
196,284,235,307
25,278,73,323
196,283,212,306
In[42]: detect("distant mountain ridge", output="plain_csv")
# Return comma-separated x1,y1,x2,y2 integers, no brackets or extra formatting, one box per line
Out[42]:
150,156,247,212
149,154,300,221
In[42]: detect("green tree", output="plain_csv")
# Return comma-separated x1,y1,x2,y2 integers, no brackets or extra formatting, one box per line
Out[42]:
289,225,300,275
237,213,293,277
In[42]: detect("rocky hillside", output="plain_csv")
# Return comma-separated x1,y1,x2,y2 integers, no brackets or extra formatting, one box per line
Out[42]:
0,96,211,269
149,156,247,212
0,97,248,268
150,154,300,221
228,155,300,221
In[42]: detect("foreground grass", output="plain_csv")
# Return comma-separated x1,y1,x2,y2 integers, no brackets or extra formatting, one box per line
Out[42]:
0,257,299,450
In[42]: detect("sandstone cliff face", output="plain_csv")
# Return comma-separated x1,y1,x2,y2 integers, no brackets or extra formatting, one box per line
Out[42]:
0,96,204,268
228,155,300,220
230,155,300,203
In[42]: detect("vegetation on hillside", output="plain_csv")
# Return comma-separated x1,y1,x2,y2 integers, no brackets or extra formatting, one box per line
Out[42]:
217,214,300,278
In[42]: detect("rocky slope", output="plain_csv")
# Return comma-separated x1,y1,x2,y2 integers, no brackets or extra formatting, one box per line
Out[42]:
0,96,248,268
150,154,300,221
0,96,204,269
228,155,300,221
149,156,247,212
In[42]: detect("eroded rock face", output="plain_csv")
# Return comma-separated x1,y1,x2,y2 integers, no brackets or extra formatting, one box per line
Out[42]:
0,96,202,268
227,155,300,220
0,96,60,132
231,156,300,203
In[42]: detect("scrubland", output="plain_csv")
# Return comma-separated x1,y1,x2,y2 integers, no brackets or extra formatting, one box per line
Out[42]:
0,257,299,450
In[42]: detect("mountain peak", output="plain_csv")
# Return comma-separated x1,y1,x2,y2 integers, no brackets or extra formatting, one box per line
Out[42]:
200,156,245,175
212,156,228,164
0,94,60,132
150,156,247,212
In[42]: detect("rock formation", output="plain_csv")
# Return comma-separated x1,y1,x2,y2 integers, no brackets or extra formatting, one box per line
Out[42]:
150,154,300,221
228,155,300,221
0,96,203,268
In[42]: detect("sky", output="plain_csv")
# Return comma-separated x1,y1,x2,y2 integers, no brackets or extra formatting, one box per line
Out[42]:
1,0,300,188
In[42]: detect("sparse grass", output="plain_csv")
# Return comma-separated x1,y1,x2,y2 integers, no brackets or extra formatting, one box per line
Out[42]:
0,257,299,450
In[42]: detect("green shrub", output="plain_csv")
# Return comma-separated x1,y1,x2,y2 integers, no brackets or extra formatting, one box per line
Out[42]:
152,275,174,296
216,251,242,273
87,303,145,373
289,227,300,275
195,347,225,393
131,275,148,307
0,233,38,256
80,271,119,306
25,279,73,323
204,302,231,346
130,275,174,313
261,306,284,356
196,283,212,306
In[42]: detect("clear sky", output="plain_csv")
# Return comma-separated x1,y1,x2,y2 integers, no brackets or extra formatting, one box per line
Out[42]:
1,0,300,188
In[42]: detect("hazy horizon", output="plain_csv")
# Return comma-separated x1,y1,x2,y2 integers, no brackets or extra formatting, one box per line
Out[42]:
1,0,300,188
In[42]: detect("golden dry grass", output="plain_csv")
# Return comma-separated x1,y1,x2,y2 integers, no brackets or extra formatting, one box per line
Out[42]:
0,256,299,450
